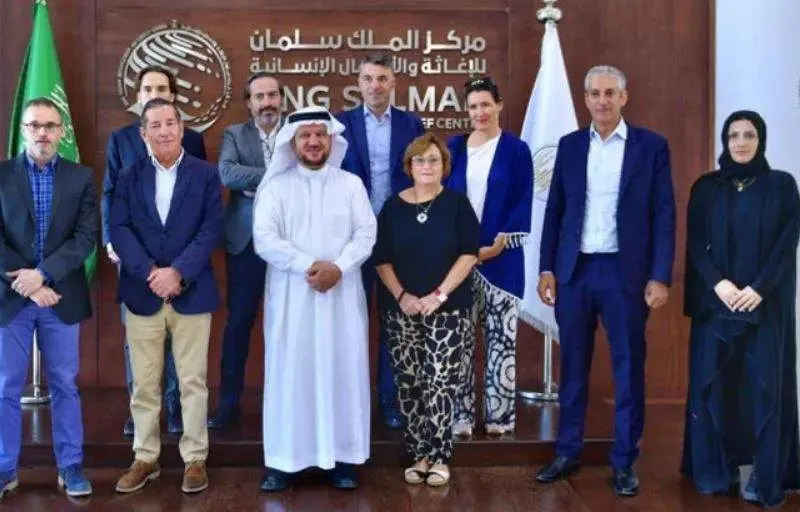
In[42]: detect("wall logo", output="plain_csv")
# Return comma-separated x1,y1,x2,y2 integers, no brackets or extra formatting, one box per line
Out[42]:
117,20,232,132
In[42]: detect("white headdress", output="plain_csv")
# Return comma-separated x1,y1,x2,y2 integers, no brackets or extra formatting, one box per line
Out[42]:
258,105,348,186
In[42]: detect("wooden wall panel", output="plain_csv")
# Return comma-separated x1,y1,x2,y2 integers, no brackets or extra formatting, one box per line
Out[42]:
0,0,711,401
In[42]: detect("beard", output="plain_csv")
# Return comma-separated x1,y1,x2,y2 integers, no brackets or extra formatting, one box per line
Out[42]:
256,108,280,126
297,148,330,169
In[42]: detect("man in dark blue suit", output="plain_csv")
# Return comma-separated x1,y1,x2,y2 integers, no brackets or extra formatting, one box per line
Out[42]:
102,65,207,437
111,98,222,495
535,66,675,497
336,52,425,429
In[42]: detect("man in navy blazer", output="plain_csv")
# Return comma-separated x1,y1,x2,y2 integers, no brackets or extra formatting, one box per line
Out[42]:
111,98,222,495
536,66,675,497
102,65,207,437
336,52,425,429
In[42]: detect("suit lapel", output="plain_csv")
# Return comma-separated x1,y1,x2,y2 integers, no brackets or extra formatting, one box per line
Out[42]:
140,160,162,227
575,129,590,200
389,106,402,177
46,159,69,237
245,120,265,168
618,127,641,198
13,154,36,222
352,106,371,180
164,158,191,228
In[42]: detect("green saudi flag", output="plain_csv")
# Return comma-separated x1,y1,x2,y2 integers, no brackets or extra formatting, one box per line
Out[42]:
7,0,96,282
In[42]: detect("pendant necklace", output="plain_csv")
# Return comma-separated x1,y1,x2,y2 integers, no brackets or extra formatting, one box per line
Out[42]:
414,187,441,224
731,176,756,192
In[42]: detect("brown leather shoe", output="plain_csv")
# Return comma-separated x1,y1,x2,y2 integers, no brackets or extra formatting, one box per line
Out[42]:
115,460,160,493
182,461,208,494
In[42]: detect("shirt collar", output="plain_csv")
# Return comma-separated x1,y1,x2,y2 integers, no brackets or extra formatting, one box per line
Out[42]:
24,151,59,173
590,118,628,142
364,106,392,122
151,149,185,173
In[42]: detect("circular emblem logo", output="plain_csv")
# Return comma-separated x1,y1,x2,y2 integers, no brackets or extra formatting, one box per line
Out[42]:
117,20,232,132
532,144,558,199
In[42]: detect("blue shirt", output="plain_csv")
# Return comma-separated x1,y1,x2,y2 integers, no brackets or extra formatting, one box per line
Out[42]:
364,107,392,215
25,153,58,267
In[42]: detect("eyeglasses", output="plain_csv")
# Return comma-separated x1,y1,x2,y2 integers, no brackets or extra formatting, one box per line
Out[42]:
22,122,62,134
411,156,442,167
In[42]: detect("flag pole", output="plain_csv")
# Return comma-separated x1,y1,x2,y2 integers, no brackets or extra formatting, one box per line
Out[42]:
518,0,563,404
20,333,50,405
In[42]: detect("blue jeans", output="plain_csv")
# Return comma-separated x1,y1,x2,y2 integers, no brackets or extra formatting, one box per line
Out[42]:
218,241,266,412
122,303,180,414
0,304,83,471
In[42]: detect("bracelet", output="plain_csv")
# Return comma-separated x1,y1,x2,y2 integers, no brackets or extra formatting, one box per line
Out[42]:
397,290,407,302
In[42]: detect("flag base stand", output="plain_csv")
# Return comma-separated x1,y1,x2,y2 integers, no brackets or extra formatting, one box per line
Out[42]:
21,337,50,406
518,329,559,403
20,384,51,406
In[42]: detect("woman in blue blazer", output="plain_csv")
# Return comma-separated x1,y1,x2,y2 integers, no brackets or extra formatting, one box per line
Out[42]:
445,77,533,435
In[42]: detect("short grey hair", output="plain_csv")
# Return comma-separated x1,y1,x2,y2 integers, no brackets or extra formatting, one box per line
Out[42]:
584,65,627,91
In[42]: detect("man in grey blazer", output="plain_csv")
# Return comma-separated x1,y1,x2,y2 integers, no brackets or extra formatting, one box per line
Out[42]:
208,72,284,428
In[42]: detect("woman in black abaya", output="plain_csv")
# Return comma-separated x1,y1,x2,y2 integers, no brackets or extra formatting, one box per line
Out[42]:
681,110,800,508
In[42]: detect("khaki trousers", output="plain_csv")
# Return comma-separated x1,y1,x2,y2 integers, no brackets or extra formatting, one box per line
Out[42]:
126,304,211,463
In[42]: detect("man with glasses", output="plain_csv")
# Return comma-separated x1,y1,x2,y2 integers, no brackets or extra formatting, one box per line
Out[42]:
336,52,425,429
102,65,207,438
0,98,98,500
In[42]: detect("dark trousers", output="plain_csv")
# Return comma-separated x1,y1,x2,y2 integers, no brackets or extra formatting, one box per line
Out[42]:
362,261,398,405
218,241,267,411
554,253,648,469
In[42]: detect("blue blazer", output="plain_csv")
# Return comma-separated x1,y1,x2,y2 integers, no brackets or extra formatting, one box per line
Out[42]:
447,131,533,299
109,154,223,316
102,120,207,246
336,105,425,196
539,125,676,293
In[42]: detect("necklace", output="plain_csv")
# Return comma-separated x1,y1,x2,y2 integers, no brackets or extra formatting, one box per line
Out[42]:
413,187,441,224
731,176,757,192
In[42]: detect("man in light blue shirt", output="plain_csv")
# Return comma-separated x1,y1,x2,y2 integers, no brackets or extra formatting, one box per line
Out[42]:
337,53,425,429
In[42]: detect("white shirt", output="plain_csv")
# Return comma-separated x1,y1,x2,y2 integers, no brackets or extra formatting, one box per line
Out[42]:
258,121,279,169
466,135,500,222
581,119,627,253
152,150,184,225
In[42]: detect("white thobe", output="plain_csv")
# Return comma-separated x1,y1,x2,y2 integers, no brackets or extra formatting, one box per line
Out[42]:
253,163,377,472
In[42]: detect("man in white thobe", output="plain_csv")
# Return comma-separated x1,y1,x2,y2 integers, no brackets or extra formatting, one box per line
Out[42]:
253,106,376,491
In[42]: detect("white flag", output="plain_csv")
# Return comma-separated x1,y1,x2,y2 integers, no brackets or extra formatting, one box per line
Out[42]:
519,22,578,338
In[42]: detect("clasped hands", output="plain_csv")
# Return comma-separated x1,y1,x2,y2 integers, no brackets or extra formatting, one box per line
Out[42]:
306,261,342,292
148,266,183,300
714,279,762,312
7,268,61,307
398,291,442,316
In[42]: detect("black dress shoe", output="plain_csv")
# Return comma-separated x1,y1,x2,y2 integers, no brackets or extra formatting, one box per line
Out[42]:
123,417,134,438
330,463,358,490
612,467,640,497
167,412,183,435
207,408,241,429
259,468,289,492
535,456,580,483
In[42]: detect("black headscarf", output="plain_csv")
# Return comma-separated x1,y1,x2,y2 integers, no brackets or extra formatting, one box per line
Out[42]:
717,110,771,178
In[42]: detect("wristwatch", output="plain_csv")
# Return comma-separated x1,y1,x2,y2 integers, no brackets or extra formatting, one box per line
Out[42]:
434,288,448,304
